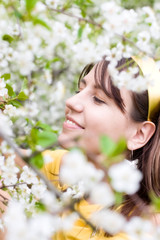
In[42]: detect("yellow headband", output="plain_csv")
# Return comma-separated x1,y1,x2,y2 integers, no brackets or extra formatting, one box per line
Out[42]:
132,56,160,121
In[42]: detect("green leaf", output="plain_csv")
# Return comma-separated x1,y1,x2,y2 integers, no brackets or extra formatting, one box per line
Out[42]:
114,192,124,206
2,34,14,43
25,0,38,12
45,57,61,69
36,131,57,148
33,18,51,31
30,128,38,145
1,73,10,81
21,78,28,91
9,100,22,107
100,136,117,157
77,26,84,39
30,153,44,169
17,91,28,101
100,136,127,158
112,138,127,157
6,84,15,97
121,0,154,9
35,201,47,212
35,121,54,132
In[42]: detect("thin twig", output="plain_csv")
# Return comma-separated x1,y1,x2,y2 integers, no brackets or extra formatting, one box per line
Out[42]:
0,182,28,189
47,6,102,28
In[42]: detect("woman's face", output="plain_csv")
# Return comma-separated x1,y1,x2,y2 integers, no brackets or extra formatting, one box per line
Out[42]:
58,65,136,154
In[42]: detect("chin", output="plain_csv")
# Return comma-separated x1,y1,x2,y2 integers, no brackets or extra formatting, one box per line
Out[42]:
58,134,76,149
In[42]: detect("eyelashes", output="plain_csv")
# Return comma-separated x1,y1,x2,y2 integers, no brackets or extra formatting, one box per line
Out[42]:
93,96,106,104
75,90,106,105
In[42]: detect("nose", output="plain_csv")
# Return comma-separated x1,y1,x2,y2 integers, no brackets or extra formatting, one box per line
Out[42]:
65,93,84,113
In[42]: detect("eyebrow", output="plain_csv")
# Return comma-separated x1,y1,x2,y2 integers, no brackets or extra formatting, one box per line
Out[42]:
79,78,102,90
79,78,86,87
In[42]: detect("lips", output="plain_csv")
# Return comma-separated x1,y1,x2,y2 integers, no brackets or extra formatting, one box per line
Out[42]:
63,116,84,129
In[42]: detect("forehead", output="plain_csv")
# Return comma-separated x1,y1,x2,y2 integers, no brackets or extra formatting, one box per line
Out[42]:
81,64,109,90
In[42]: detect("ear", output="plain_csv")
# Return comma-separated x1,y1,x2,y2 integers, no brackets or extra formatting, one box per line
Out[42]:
127,121,156,150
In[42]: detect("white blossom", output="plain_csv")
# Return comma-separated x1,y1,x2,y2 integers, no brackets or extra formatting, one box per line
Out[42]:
3,104,17,117
91,209,126,235
108,160,142,194
20,166,39,185
124,216,155,240
31,181,47,199
60,149,104,192
89,182,115,207
0,78,8,97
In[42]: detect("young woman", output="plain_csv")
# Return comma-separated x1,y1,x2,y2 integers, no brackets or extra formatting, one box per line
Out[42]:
41,57,160,239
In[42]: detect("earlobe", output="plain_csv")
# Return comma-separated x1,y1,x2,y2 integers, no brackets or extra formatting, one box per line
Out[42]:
127,121,156,150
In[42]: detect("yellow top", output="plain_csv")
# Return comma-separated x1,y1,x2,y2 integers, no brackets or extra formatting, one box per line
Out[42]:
41,149,129,240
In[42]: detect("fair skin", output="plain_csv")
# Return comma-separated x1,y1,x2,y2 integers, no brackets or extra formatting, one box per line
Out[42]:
58,65,155,154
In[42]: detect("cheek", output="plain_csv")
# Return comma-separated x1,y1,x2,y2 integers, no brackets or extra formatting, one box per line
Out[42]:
85,112,129,142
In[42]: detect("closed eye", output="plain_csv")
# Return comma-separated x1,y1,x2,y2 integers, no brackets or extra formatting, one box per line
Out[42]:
93,96,106,104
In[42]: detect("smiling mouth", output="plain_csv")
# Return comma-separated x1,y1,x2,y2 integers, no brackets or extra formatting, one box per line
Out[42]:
64,118,84,129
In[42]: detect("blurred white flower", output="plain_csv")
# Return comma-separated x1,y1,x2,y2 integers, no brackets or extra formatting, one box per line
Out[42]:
60,150,104,192
124,216,155,240
4,200,28,240
41,190,61,212
91,209,126,235
60,213,78,231
45,0,60,8
137,31,151,44
15,50,35,76
62,181,85,202
43,153,53,164
108,160,142,194
0,155,5,167
3,104,17,117
0,78,8,96
0,141,14,155
89,182,115,207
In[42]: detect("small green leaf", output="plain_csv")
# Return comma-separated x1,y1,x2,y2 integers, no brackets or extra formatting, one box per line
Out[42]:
17,91,28,101
36,131,57,148
2,34,14,43
1,73,10,81
9,100,22,107
35,201,47,212
100,135,117,157
21,78,28,91
35,121,54,131
6,84,15,97
78,26,84,39
100,136,127,158
30,153,44,169
150,193,160,211
112,138,127,157
33,18,51,31
114,192,124,206
25,0,38,12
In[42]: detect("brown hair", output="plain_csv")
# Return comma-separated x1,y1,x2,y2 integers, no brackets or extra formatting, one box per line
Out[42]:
79,58,160,218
